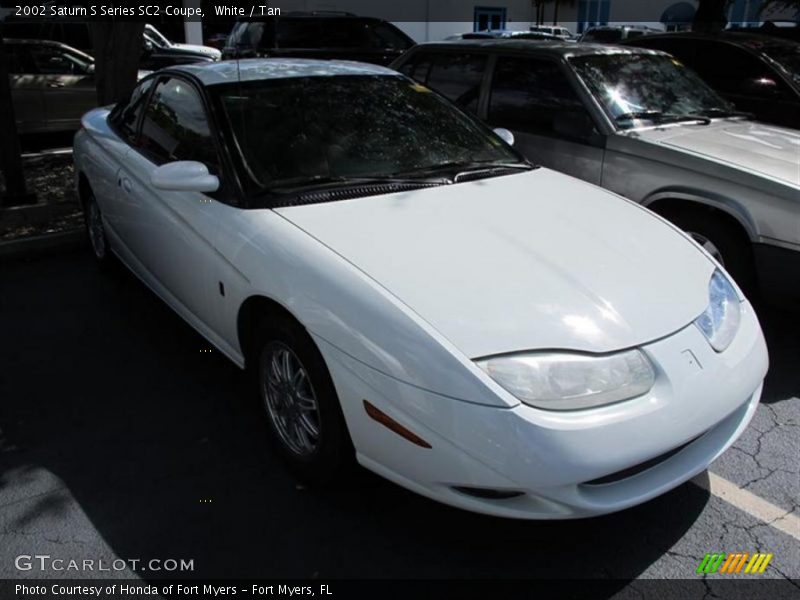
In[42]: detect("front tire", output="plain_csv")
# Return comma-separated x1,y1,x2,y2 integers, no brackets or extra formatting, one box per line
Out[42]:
255,317,352,485
83,190,113,268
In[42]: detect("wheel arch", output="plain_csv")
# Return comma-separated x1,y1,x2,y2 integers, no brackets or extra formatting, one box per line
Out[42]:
237,294,308,370
642,191,759,243
77,171,92,209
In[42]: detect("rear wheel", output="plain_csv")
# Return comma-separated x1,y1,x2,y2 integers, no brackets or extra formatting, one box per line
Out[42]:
255,317,352,485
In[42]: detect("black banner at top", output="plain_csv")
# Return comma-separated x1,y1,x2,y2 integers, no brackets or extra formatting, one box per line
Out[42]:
1,0,796,24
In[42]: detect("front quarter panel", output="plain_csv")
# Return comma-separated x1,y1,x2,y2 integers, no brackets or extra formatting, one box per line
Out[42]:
603,132,799,249
211,205,515,407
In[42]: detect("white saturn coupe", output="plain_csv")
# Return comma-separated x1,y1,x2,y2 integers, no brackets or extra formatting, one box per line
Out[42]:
73,60,769,519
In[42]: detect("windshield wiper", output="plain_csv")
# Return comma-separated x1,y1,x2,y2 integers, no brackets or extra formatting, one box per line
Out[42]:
616,111,712,126
392,160,534,180
659,114,712,125
258,174,447,196
614,110,664,122
699,108,755,119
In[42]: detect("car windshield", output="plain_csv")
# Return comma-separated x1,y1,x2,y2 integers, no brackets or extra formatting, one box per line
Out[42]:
761,44,800,84
215,75,523,193
569,52,736,129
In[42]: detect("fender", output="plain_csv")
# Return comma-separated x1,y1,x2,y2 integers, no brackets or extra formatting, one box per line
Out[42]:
641,187,760,243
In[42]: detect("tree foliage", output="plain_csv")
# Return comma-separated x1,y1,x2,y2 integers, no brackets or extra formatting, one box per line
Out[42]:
90,21,145,105
694,0,733,33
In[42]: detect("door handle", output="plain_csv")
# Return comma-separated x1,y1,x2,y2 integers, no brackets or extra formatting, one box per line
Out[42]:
119,177,133,193
48,82,65,88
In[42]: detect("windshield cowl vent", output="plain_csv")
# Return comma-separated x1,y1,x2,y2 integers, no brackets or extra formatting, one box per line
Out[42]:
287,182,443,207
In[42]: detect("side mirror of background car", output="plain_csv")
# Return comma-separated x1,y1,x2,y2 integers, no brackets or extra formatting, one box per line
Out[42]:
151,161,219,193
86,64,95,75
493,128,515,146
143,40,154,55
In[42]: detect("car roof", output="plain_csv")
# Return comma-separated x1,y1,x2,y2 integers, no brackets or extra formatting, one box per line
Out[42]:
406,39,662,58
584,24,658,32
2,37,92,56
172,58,398,86
3,38,70,47
629,31,799,49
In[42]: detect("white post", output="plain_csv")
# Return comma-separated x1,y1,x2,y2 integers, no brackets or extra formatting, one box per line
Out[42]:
183,0,203,44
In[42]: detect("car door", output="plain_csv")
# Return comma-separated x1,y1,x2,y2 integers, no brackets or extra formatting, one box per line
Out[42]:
485,55,605,184
4,43,45,134
114,75,224,327
27,44,96,131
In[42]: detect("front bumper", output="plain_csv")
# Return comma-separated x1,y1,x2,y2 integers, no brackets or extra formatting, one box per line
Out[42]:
315,300,768,519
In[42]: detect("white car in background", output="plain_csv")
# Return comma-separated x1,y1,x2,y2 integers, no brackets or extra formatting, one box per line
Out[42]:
144,24,221,61
73,60,768,519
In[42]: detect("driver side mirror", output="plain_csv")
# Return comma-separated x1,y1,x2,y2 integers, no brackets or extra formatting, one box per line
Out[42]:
143,40,154,55
151,161,219,193
493,128,515,146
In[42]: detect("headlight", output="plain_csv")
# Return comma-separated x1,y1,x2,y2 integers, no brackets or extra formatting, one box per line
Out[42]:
476,350,655,411
694,270,741,352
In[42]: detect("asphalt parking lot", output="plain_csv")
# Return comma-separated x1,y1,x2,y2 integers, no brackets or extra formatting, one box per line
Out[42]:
0,249,798,591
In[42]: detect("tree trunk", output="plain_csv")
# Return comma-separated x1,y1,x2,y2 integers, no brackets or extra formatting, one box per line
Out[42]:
90,22,146,106
554,0,560,25
0,30,34,206
693,0,730,32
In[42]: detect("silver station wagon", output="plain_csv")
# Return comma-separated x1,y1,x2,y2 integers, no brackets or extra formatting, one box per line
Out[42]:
393,41,800,304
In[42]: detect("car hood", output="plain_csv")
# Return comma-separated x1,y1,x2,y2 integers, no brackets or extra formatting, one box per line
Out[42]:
636,120,800,187
277,169,714,358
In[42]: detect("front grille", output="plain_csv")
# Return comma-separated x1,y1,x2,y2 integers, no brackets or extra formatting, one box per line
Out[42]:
583,435,702,486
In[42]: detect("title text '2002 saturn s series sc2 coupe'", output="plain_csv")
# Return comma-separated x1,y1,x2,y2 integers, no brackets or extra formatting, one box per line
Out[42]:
73,60,768,519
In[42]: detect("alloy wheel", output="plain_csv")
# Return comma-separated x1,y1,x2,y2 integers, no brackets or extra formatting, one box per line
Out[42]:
261,342,322,457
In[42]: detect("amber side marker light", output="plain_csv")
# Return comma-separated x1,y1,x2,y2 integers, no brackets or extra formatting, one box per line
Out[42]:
363,400,432,449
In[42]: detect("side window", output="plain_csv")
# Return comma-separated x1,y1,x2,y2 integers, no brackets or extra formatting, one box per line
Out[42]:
425,53,487,114
29,46,80,75
367,22,412,50
139,77,220,172
397,53,433,83
489,56,594,140
113,78,155,144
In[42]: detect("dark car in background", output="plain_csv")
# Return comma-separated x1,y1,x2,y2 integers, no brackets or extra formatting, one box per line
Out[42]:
626,32,800,129
221,12,414,65
4,38,146,134
2,18,215,70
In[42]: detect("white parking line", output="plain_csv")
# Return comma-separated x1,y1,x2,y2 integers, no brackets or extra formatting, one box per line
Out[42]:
693,472,800,541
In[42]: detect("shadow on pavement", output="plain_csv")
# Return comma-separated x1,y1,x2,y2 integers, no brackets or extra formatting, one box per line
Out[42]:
6,250,785,582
